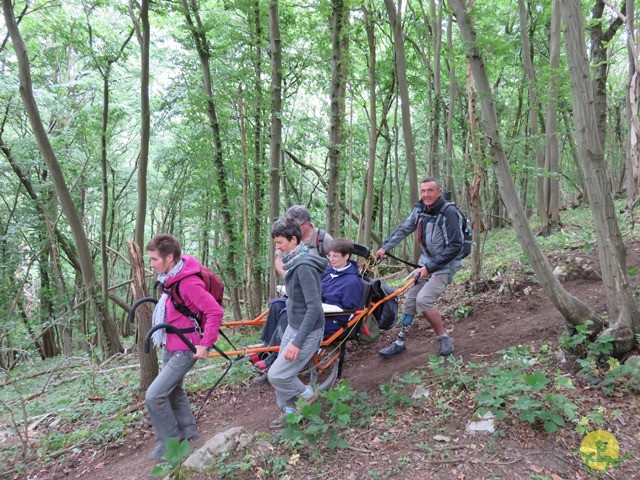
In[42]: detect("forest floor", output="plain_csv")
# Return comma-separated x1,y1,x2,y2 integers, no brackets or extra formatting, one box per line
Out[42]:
18,244,640,480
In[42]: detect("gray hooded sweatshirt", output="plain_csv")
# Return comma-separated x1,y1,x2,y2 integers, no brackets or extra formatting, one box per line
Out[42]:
284,253,328,348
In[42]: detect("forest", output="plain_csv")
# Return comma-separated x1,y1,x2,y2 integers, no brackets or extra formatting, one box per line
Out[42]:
1,0,639,364
1,0,640,477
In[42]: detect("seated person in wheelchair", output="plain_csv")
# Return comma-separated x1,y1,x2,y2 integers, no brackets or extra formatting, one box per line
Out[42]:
321,238,364,335
252,238,364,379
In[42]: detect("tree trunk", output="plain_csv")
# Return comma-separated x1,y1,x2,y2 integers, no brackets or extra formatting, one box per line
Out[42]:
615,0,640,208
544,0,561,226
326,0,348,236
384,0,418,241
128,0,150,250
429,0,442,178
590,0,625,154
449,0,604,333
181,0,242,321
238,83,255,317
268,0,282,298
517,0,547,234
3,0,123,358
445,12,456,194
463,6,484,283
562,0,639,353
127,241,158,392
251,0,265,314
362,4,377,247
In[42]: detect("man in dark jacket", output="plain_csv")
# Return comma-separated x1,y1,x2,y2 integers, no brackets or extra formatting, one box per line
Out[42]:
375,177,463,358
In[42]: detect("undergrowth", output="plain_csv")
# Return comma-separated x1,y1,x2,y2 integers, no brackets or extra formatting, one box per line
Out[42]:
2,201,640,478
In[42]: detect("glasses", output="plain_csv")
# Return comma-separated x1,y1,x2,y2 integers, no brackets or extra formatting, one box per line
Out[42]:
328,252,346,259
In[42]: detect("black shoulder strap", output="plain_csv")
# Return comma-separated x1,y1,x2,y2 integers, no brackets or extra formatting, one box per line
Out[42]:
317,228,326,257
169,277,198,319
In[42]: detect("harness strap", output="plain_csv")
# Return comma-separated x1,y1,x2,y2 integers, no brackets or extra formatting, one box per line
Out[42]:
385,251,421,269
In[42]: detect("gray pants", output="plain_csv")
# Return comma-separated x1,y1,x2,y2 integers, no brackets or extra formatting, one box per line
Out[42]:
145,349,198,446
268,325,323,408
403,273,451,315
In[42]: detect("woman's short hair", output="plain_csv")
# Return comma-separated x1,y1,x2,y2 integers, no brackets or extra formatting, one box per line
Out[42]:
270,217,301,242
146,234,182,259
328,237,354,257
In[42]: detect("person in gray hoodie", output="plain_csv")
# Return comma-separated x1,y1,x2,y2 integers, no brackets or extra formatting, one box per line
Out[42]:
267,217,328,429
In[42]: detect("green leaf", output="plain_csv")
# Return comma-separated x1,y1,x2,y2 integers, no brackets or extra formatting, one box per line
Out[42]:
177,439,190,457
525,371,549,392
543,420,559,433
151,465,168,478
556,376,575,390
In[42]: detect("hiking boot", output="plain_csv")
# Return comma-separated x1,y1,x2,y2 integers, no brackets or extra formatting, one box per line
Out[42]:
148,442,166,460
437,335,454,356
252,374,270,386
179,430,200,442
269,407,295,430
269,414,287,429
299,387,318,406
379,340,407,359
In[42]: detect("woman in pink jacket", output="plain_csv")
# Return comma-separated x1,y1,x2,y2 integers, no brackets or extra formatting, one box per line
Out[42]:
145,234,223,460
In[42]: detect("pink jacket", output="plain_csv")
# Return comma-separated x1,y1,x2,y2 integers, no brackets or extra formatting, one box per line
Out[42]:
163,255,224,352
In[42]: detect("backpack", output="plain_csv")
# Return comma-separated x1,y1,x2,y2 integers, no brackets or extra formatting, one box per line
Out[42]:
419,201,473,261
316,228,327,257
358,315,381,344
168,265,224,332
369,279,398,330
440,202,473,260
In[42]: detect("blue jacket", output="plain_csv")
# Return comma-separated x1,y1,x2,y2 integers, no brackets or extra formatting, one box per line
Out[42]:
321,260,363,333
321,260,363,310
381,195,463,276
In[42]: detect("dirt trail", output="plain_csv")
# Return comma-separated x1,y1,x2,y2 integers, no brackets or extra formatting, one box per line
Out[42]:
28,245,640,480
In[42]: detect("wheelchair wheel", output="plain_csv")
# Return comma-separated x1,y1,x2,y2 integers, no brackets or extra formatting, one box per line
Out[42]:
306,345,342,392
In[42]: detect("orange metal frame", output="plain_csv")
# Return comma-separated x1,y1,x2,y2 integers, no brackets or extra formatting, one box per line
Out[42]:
206,278,416,375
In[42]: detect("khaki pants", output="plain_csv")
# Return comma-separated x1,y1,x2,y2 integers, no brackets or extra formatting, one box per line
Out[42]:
402,273,451,315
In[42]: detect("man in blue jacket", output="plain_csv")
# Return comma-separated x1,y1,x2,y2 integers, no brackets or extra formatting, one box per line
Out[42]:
375,177,463,358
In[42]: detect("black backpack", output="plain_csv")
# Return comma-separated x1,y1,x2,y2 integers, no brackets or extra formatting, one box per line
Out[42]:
369,280,398,330
440,202,473,260
316,228,327,257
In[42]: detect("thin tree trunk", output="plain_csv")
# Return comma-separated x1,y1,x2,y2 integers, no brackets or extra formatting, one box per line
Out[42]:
3,0,123,357
590,0,625,153
327,0,348,235
562,0,639,353
251,0,265,313
127,241,157,392
238,83,254,317
445,12,456,194
181,0,242,321
429,0,442,178
128,0,150,250
463,4,484,282
449,0,603,332
268,0,282,298
384,0,418,225
544,0,561,225
518,0,547,234
362,3,377,247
